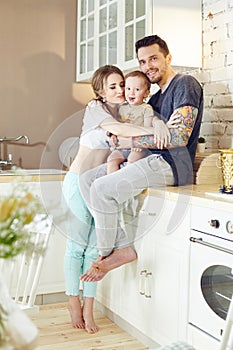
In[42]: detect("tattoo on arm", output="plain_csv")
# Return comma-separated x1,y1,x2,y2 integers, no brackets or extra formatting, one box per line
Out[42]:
170,106,198,147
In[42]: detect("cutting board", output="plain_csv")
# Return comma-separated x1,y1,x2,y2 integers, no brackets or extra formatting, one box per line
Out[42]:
194,152,222,185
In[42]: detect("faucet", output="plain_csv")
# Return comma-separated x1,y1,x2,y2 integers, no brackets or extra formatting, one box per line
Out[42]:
0,135,30,170
0,154,13,169
0,135,29,144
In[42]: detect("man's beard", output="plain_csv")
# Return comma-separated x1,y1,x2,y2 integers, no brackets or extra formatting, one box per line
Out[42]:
147,65,167,85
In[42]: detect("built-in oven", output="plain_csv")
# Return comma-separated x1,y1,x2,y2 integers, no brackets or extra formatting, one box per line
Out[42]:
188,205,233,349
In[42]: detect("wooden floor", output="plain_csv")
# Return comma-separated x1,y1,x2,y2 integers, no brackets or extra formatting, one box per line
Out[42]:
31,303,148,350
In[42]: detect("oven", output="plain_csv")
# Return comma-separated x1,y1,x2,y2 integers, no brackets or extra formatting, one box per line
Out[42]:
188,205,233,348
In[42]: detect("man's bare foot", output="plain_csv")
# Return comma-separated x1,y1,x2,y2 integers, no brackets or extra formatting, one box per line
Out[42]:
83,297,99,334
67,296,85,329
80,246,137,282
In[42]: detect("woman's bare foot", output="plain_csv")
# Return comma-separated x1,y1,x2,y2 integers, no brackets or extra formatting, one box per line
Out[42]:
83,297,99,334
80,246,137,282
67,296,85,329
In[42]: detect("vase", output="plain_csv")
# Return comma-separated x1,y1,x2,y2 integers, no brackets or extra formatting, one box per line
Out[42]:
196,143,206,153
218,148,233,193
0,275,38,350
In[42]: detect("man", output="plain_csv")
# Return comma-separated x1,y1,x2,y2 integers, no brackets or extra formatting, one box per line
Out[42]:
80,35,203,282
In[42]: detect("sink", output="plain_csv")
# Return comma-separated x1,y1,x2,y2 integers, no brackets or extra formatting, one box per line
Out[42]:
0,168,67,176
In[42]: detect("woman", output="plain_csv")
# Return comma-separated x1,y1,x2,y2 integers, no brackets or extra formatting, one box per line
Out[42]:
63,64,170,333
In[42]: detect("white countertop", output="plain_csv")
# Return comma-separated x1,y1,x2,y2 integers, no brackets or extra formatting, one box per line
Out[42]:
0,171,232,212
0,169,66,183
146,184,233,212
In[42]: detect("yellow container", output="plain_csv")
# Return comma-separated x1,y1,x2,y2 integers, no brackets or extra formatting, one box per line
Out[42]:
219,149,233,193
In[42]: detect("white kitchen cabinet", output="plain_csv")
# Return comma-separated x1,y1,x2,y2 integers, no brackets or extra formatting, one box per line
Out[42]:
96,194,191,346
76,0,152,81
76,0,202,81
152,0,202,68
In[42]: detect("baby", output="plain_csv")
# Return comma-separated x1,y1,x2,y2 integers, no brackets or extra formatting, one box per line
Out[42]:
107,70,155,174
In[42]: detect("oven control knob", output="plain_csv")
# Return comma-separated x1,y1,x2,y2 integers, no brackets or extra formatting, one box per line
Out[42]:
209,219,220,228
226,221,233,234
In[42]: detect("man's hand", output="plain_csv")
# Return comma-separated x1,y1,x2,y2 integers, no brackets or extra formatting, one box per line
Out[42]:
106,131,119,148
153,119,171,149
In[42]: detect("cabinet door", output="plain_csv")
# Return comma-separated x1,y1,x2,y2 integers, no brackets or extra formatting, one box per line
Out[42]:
152,0,202,68
95,265,124,316
76,0,152,81
145,240,188,345
37,181,67,294
96,193,160,325
76,0,96,81
76,0,120,81
119,0,153,71
76,0,202,82
119,231,155,334
120,197,190,345
142,198,190,344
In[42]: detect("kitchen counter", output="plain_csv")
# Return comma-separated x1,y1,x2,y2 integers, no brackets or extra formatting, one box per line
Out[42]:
0,169,66,183
145,183,233,212
1,169,232,210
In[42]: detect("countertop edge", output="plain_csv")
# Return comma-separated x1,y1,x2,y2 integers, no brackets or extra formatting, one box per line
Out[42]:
145,184,233,211
0,174,66,183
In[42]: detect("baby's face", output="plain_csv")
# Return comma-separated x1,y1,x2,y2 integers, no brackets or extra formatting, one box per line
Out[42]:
124,76,149,105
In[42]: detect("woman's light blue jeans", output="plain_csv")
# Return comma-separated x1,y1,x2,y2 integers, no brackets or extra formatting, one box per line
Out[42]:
63,172,98,297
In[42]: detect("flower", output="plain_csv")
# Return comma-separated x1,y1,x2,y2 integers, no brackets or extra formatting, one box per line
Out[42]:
0,181,44,259
0,179,46,344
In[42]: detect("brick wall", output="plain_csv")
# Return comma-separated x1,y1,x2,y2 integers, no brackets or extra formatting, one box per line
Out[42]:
201,0,233,150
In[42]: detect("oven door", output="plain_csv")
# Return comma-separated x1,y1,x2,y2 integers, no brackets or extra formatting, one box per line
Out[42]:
189,230,233,340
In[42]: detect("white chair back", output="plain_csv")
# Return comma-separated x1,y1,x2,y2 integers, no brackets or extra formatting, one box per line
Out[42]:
0,214,53,313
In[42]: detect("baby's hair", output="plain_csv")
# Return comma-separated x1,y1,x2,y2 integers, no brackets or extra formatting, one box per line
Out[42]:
124,70,151,90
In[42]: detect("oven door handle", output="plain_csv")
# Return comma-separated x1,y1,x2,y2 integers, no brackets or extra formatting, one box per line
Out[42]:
190,237,233,255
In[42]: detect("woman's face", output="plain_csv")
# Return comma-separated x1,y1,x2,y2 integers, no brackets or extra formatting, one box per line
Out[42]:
101,73,125,105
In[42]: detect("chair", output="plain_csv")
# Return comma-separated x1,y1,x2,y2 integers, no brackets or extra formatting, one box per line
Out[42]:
152,341,196,350
0,213,53,313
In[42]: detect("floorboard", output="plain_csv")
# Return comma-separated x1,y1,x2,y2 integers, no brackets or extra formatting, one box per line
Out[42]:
30,303,148,350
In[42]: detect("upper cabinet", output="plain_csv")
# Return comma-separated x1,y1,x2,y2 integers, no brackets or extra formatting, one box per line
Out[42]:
76,0,202,82
153,0,202,68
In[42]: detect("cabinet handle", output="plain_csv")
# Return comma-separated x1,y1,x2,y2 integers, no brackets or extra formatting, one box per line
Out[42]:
145,272,152,298
139,270,147,295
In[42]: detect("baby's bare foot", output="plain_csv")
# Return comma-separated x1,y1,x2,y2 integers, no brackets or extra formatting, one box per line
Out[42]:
68,296,85,329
